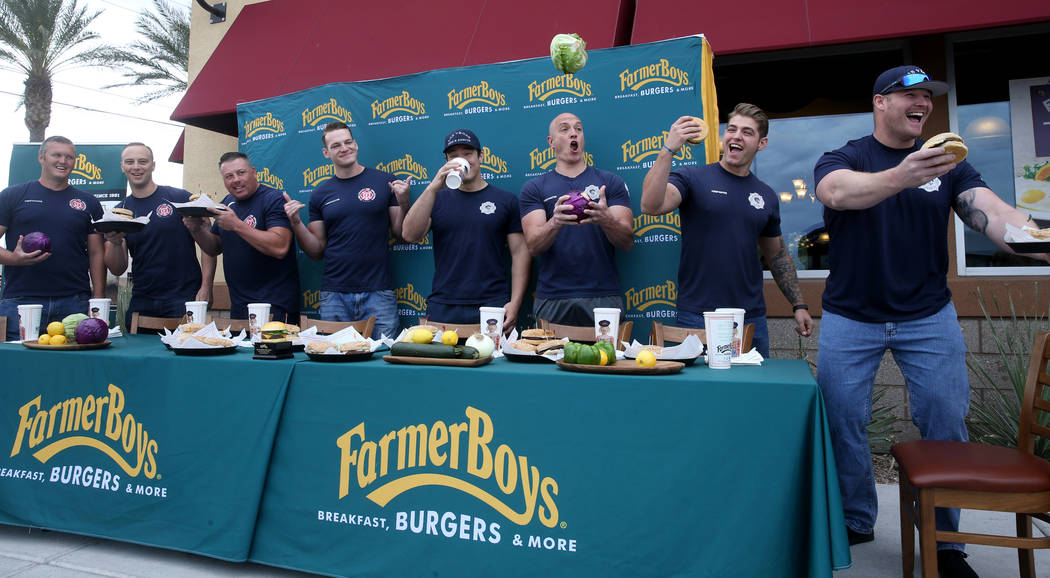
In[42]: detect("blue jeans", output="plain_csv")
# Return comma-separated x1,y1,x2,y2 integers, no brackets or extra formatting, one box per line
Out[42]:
0,294,90,341
319,289,398,340
818,303,968,551
676,310,770,358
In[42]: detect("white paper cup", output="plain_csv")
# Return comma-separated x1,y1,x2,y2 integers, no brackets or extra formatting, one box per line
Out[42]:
593,307,621,346
185,301,208,324
89,298,111,322
703,311,734,369
715,307,746,357
17,304,43,342
479,306,505,347
445,158,470,189
247,303,271,337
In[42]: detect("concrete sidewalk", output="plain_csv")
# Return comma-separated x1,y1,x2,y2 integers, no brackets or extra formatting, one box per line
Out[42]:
0,484,1046,576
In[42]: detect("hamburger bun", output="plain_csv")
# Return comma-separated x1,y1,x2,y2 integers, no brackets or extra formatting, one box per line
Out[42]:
306,340,336,354
189,193,201,201
338,341,371,353
685,116,709,145
639,345,663,355
1028,227,1050,240
509,340,538,352
260,321,290,341
413,324,440,334
520,328,555,341
535,340,566,354
200,336,233,347
178,323,205,333
921,132,968,163
111,207,134,219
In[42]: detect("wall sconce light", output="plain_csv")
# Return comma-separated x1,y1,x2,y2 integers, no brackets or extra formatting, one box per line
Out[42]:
195,0,227,23
779,191,793,203
793,178,807,198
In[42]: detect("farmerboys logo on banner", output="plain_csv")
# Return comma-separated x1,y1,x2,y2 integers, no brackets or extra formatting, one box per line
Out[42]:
617,130,694,172
445,81,510,117
624,280,678,321
376,154,429,183
615,58,692,99
524,144,593,178
480,146,511,181
242,112,287,144
300,97,354,134
369,90,429,125
634,212,681,245
523,74,595,110
301,163,336,192
257,167,285,191
328,406,576,552
6,384,167,498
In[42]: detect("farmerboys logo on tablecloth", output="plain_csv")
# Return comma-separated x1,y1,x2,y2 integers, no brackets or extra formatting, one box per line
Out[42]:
242,112,287,143
301,98,354,133
624,281,678,320
523,74,595,109
633,212,681,244
446,81,509,116
10,384,159,479
615,58,691,99
370,91,429,125
617,131,693,172
337,407,560,528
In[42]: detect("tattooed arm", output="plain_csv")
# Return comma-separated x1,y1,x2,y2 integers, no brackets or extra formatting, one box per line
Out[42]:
953,187,1050,263
758,236,814,336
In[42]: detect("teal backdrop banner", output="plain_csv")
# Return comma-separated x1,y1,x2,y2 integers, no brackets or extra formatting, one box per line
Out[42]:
9,144,128,202
237,36,719,340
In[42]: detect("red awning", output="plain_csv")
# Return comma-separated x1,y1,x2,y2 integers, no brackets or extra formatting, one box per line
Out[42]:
168,129,184,164
632,0,1050,54
173,0,632,135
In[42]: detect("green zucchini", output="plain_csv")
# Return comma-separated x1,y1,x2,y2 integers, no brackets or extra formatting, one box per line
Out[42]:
390,342,480,359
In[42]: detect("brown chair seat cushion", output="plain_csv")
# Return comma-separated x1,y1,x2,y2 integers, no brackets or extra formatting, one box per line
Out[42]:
892,440,1050,492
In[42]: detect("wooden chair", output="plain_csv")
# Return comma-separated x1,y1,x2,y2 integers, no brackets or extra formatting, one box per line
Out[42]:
891,331,1050,577
299,315,376,338
538,319,633,350
129,313,186,334
0,316,6,341
651,321,754,353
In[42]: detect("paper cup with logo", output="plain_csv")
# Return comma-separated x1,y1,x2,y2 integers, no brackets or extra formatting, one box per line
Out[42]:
185,301,208,324
593,307,621,346
445,157,471,189
89,298,111,323
479,306,505,347
247,303,271,337
703,311,734,369
17,304,43,342
715,307,746,357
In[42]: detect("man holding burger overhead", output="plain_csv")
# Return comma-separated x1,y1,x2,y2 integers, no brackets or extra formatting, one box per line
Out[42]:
814,65,1047,577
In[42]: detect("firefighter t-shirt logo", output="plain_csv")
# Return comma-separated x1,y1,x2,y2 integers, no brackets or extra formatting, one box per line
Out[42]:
479,201,496,215
358,188,376,202
69,199,86,211
748,192,765,210
244,215,257,228
156,203,173,218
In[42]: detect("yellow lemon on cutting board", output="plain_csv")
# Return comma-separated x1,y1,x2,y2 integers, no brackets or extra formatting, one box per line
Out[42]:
441,330,458,345
636,350,657,368
38,334,51,345
50,334,67,345
411,328,434,343
47,321,65,337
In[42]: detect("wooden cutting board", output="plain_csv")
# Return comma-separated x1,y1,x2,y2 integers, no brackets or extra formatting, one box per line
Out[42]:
22,340,112,351
382,355,492,367
556,359,684,375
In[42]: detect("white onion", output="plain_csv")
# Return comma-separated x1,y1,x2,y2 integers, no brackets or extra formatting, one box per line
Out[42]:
465,333,495,357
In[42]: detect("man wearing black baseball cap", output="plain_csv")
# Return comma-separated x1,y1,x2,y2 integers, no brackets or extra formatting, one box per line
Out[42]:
402,129,529,331
814,65,1047,577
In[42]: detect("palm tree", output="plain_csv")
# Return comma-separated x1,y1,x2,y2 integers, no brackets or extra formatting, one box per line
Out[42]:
0,0,110,142
96,0,189,103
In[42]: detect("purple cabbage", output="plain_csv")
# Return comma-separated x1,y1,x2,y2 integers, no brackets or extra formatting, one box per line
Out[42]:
564,191,591,220
74,317,108,344
22,232,51,253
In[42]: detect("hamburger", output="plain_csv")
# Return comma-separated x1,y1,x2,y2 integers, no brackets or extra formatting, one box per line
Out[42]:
305,340,336,354
260,321,293,342
111,207,134,219
189,193,202,201
1028,227,1050,240
338,341,371,353
921,132,967,163
520,328,555,342
685,116,709,145
178,322,205,333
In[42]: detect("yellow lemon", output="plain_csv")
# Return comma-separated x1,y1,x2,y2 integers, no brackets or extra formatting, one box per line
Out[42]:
46,321,65,337
50,334,67,345
441,330,458,345
411,328,434,344
38,334,51,345
636,350,657,368
598,349,609,366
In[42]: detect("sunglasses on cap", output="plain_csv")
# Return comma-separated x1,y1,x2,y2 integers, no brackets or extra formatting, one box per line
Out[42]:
878,72,930,95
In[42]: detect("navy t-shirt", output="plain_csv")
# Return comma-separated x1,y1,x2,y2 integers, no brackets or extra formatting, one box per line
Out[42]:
429,184,522,305
0,181,103,297
669,163,781,318
118,186,201,302
308,168,400,293
814,135,987,323
519,167,631,299
211,185,300,316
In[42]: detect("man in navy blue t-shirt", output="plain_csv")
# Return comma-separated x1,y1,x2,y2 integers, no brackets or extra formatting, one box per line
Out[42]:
282,122,411,338
184,152,299,322
814,66,1046,574
104,143,216,320
0,136,105,341
640,103,814,356
520,112,634,326
402,129,529,329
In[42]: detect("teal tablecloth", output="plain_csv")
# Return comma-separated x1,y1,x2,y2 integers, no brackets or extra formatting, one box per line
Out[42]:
250,357,850,577
0,335,293,561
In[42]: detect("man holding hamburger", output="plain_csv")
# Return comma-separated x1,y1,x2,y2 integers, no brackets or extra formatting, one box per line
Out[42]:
104,142,216,320
814,65,1047,576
